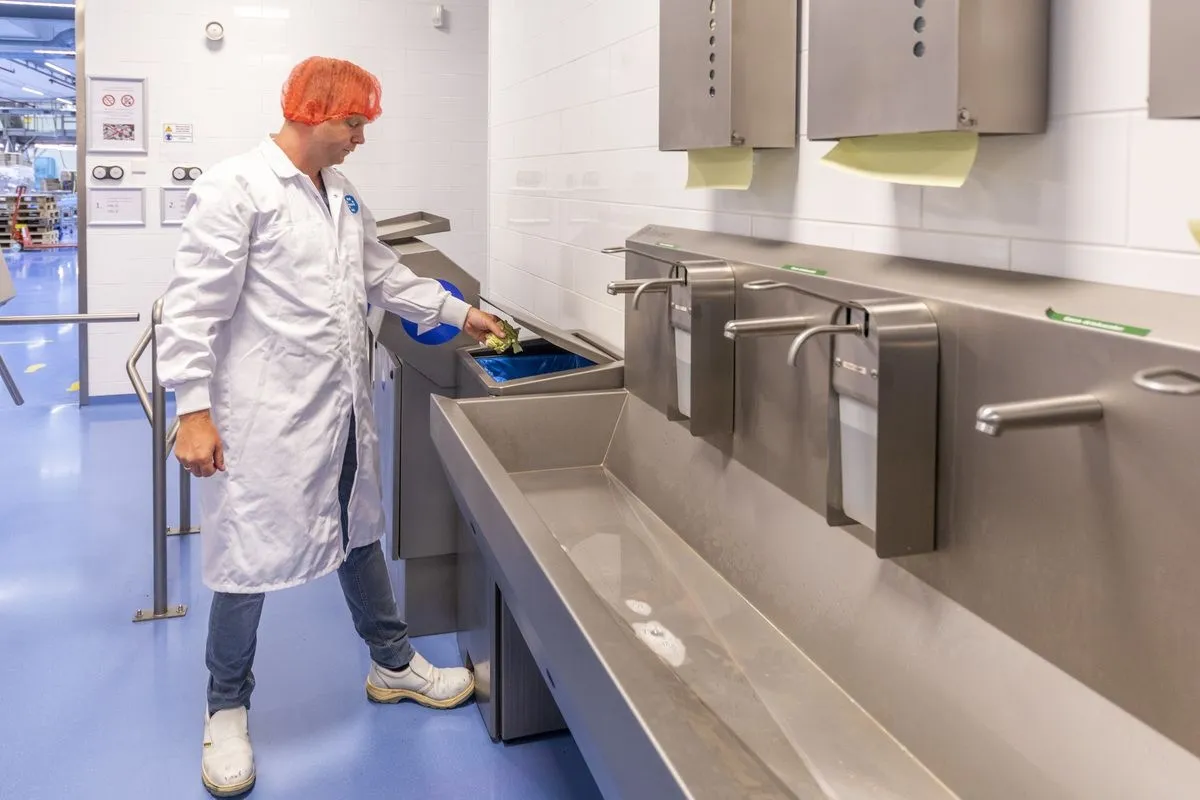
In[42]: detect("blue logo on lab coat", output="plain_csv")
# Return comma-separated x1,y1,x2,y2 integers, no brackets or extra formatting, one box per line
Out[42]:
345,195,360,214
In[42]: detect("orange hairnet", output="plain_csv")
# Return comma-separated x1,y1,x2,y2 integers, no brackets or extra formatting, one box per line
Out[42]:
281,57,383,125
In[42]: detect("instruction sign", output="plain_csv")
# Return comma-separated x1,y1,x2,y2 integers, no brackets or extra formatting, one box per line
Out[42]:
1045,308,1151,338
163,123,193,143
88,187,146,227
161,187,190,225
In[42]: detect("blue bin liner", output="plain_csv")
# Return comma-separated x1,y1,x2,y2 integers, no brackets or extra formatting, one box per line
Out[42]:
475,353,595,383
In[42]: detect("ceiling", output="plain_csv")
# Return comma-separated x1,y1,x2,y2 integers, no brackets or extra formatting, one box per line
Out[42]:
0,3,75,105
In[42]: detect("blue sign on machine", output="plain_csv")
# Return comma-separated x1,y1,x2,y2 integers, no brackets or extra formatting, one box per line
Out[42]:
402,279,465,345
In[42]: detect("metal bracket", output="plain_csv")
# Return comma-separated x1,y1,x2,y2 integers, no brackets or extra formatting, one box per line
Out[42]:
133,604,187,623
1133,366,1200,396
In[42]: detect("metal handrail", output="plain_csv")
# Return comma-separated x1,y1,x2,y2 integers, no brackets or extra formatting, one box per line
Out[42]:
0,311,141,326
128,296,192,623
126,323,153,421
0,310,140,406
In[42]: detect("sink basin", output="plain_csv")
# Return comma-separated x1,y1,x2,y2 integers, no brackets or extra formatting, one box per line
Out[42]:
431,390,954,800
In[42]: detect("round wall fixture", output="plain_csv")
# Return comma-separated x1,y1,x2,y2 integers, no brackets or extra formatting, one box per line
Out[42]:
205,21,224,41
173,166,203,181
92,165,123,180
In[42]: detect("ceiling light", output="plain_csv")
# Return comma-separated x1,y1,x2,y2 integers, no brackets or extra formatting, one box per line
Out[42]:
33,49,75,56
21,86,44,95
0,2,73,9
44,62,72,77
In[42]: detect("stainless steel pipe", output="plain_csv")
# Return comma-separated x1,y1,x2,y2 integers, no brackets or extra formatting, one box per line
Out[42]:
0,354,23,405
0,311,140,326
723,315,813,341
132,297,186,622
975,394,1104,437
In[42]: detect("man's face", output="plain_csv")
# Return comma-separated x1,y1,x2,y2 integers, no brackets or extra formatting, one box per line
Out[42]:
313,115,369,167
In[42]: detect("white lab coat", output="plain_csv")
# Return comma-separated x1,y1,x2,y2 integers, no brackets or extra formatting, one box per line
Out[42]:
155,138,470,593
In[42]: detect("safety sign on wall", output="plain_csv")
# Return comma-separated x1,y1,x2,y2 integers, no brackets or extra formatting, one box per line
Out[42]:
87,75,147,155
163,123,194,143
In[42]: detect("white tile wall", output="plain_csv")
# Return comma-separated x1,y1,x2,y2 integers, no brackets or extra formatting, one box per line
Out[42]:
488,0,1200,352
84,0,487,397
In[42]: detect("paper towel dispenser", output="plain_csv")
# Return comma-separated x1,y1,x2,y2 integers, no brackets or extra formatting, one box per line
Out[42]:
788,297,940,558
1149,0,1200,118
806,0,1050,140
659,0,798,150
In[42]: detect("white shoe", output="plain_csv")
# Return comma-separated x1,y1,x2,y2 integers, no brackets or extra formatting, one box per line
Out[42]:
366,652,475,709
201,707,256,797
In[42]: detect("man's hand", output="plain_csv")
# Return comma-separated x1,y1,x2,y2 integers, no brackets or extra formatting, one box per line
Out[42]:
176,410,225,478
462,307,506,344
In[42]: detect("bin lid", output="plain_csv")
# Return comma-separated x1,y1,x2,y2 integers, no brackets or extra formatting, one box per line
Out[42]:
481,296,617,364
375,211,451,245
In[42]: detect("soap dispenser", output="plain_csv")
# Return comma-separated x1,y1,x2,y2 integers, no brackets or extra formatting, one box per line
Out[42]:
788,297,941,557
606,253,736,437
665,260,736,435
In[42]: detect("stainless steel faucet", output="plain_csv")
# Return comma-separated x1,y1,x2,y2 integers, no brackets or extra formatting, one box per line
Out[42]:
974,394,1103,437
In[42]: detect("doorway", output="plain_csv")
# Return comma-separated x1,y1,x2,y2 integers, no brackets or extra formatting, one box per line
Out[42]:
0,0,78,409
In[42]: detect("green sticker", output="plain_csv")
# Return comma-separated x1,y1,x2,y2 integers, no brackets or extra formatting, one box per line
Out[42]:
782,264,828,277
655,241,679,250
1045,308,1150,337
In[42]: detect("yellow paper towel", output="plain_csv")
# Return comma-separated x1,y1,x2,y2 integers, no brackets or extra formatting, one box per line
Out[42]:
686,147,754,190
1188,219,1200,247
820,131,980,188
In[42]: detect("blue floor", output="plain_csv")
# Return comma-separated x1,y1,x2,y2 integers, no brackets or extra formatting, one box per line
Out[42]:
0,248,82,408
0,259,603,799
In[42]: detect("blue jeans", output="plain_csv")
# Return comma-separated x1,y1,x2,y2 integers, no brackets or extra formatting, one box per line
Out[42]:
205,413,413,713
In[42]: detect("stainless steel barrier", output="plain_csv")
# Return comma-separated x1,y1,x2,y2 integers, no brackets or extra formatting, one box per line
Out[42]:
0,311,141,406
127,297,193,623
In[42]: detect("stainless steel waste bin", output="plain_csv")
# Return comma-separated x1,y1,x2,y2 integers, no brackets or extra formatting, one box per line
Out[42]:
454,303,624,742
371,211,482,637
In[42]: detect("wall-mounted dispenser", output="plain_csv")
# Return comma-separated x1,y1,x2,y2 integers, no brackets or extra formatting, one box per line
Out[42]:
606,247,736,436
806,0,1050,139
788,296,940,558
1149,0,1200,118
658,0,798,150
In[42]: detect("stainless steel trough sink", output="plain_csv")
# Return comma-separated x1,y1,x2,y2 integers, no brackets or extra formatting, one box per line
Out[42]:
430,390,954,800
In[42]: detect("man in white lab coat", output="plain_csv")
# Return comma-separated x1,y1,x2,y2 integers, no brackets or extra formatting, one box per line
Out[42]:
155,57,505,798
